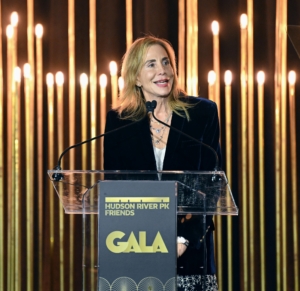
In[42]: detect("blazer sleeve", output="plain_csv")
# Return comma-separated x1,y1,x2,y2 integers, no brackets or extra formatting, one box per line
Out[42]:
103,110,122,170
177,99,221,247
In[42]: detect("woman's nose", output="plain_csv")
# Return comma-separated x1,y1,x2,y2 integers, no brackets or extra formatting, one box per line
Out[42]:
157,63,166,74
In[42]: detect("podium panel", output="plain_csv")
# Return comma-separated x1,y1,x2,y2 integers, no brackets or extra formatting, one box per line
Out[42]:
97,180,177,290
48,170,238,291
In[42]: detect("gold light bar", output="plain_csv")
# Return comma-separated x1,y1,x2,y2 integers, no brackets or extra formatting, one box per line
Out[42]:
212,22,223,284
24,62,34,291
212,21,220,120
208,70,216,102
110,61,118,108
13,67,21,291
35,23,44,291
240,14,248,291
46,73,55,290
6,24,14,291
126,0,132,49
257,71,266,291
27,1,35,289
225,70,233,291
11,16,19,290
68,1,76,289
288,71,298,291
56,72,65,291
186,0,198,95
280,2,287,291
275,1,287,290
90,0,97,167
100,74,107,169
178,0,185,89
0,2,3,288
246,2,255,291
89,1,97,288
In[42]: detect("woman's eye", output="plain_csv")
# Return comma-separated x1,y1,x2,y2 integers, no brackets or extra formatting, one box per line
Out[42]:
148,62,155,68
163,59,170,66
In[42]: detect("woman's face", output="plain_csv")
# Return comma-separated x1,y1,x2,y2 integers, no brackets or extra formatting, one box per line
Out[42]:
136,44,174,101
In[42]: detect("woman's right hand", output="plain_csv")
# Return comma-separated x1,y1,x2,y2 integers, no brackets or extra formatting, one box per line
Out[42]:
177,243,187,257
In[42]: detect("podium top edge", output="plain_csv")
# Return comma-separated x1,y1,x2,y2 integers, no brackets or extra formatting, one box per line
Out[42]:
47,169,226,174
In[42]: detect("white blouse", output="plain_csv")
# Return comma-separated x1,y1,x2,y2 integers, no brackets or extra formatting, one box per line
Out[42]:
153,146,166,171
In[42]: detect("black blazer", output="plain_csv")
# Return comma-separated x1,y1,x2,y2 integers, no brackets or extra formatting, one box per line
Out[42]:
104,97,220,171
104,96,221,275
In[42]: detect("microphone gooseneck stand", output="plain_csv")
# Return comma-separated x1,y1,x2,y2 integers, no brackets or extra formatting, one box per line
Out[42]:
52,101,163,182
52,118,143,181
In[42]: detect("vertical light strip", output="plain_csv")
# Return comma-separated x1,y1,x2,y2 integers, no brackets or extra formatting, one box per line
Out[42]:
99,74,107,170
68,1,76,289
89,0,97,288
35,24,44,291
0,2,3,288
275,1,287,290
257,71,266,291
178,0,185,89
56,72,65,291
11,16,18,290
192,0,198,96
80,73,88,172
68,0,76,166
13,68,21,291
225,70,233,291
80,73,88,290
27,0,35,81
24,63,34,291
274,2,281,289
90,0,97,167
27,0,35,289
288,71,299,291
11,13,18,78
212,20,222,290
110,61,118,108
186,0,198,95
279,2,287,291
211,21,220,119
186,1,191,94
11,69,17,291
126,0,133,50
240,14,248,291
6,25,13,291
46,73,55,290
208,71,216,101
246,2,255,291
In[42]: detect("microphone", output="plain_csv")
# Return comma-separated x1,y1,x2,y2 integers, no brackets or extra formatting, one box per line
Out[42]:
52,116,143,181
146,100,220,171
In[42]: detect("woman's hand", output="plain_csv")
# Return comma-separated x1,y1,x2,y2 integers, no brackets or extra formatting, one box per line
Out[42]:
177,243,187,257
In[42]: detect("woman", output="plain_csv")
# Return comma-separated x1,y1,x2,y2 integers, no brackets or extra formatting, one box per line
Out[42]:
104,36,220,291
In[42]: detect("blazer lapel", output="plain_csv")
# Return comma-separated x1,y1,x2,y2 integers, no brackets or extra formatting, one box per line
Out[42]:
163,113,186,170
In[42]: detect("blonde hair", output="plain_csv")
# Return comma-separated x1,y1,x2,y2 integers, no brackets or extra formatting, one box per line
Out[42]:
116,35,192,121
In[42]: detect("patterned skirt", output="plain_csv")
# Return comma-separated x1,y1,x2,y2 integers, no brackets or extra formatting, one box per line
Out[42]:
177,275,218,291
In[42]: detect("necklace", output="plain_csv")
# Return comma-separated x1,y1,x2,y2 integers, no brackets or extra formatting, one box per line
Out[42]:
150,112,172,145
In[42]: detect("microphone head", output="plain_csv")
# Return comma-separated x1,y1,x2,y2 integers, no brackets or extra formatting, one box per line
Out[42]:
145,100,157,113
151,100,157,109
145,101,153,113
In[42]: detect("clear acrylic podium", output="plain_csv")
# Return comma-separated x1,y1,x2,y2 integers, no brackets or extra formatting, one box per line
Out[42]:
48,170,238,291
